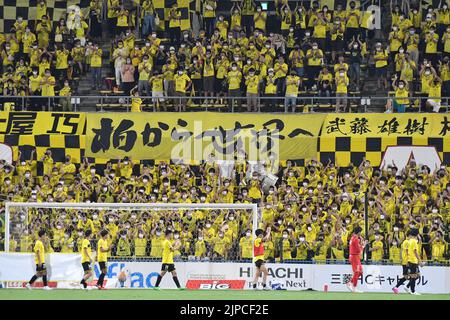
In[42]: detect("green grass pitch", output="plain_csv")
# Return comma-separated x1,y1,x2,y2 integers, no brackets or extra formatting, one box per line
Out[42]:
0,289,449,300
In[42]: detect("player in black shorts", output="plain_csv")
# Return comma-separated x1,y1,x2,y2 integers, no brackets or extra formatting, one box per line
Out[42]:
252,228,270,291
26,229,51,290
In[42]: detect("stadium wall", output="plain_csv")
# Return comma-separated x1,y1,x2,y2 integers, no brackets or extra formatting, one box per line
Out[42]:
1,253,449,293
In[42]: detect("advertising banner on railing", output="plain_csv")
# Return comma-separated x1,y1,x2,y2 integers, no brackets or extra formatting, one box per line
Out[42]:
311,264,449,294
2,255,448,293
86,113,326,161
0,112,86,136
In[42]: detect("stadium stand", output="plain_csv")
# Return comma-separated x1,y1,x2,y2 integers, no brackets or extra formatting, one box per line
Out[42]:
0,0,448,266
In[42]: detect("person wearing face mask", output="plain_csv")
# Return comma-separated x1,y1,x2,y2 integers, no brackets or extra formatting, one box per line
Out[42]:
141,0,156,37
202,0,217,37
335,68,349,112
134,229,148,257
280,4,293,38
35,15,51,49
425,27,439,65
227,4,241,32
426,75,443,112
305,42,323,88
167,3,181,45
420,64,436,101
262,68,279,111
284,70,301,112
88,1,103,41
121,57,135,95
253,6,267,32
226,62,243,111
215,15,229,40
388,75,409,113
115,230,131,257
344,1,361,43
244,68,260,112
369,232,384,262
373,43,389,89
173,67,192,112
39,69,56,111
389,24,404,64
239,229,253,259
115,6,130,36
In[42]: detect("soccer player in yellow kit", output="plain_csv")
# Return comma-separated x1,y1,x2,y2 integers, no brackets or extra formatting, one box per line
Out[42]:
26,229,52,290
96,230,111,289
252,228,270,290
153,230,184,290
80,229,94,290
392,230,411,294
405,229,423,295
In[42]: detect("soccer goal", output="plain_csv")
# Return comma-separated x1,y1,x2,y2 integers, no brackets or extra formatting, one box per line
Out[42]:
3,202,259,257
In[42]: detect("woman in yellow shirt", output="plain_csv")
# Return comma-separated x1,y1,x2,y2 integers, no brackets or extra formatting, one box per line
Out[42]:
390,75,409,113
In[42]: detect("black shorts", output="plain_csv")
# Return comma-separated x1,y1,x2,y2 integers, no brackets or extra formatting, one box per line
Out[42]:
408,262,419,274
36,263,46,272
255,259,265,268
98,261,107,270
82,262,92,272
402,265,409,276
161,263,175,272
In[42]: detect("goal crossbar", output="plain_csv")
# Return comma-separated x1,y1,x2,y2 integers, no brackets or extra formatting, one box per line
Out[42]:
4,202,259,254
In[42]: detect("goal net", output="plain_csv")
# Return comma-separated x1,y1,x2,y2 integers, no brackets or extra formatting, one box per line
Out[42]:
4,202,258,262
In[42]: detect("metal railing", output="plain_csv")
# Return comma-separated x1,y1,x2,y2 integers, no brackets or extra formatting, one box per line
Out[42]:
0,95,448,113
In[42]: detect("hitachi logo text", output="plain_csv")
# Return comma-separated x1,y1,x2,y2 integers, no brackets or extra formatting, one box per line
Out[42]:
240,267,303,278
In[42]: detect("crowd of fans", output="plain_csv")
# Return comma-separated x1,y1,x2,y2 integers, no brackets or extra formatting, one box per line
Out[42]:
1,0,450,112
0,150,448,264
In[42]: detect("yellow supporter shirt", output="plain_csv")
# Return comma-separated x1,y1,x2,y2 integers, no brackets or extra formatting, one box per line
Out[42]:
395,87,409,104
246,74,259,94
91,49,103,67
374,50,388,68
131,97,142,112
34,239,45,264
285,75,300,95
56,50,69,69
174,73,191,93
227,70,242,90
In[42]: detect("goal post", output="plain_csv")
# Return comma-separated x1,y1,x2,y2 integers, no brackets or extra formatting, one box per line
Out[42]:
4,202,259,259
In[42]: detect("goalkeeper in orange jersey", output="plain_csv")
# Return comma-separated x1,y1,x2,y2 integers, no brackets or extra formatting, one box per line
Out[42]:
346,226,368,293
252,227,271,291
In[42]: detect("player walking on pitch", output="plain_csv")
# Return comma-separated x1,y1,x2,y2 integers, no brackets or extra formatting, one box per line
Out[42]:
392,230,412,294
346,226,367,293
26,229,52,290
80,229,94,290
405,229,424,295
153,230,184,290
96,230,110,289
252,228,270,290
